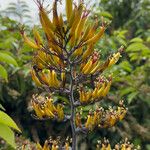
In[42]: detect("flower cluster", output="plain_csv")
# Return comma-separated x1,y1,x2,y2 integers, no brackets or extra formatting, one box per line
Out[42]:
37,138,71,150
78,75,112,104
21,0,123,81
76,101,127,131
96,138,140,150
31,68,65,88
31,95,64,121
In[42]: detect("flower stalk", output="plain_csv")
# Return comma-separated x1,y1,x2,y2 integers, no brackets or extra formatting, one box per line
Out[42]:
21,0,127,149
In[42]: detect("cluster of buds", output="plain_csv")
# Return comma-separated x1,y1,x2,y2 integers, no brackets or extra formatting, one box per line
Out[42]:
31,95,64,121
96,138,140,150
76,101,127,131
79,76,112,104
37,137,71,150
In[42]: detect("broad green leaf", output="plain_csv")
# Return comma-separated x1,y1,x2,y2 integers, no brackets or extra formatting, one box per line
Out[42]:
0,64,8,82
0,111,21,132
126,43,149,52
130,37,143,43
0,52,18,67
147,37,150,43
119,87,135,97
0,123,16,149
0,104,5,111
119,61,132,72
127,91,139,104
99,11,113,19
146,144,150,150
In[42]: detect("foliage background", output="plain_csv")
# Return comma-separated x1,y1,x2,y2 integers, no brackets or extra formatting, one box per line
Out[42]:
0,0,150,149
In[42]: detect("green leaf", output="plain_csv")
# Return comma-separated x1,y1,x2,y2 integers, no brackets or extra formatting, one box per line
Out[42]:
99,11,113,19
0,104,5,111
119,87,135,97
0,52,18,67
119,61,132,72
130,37,143,43
127,91,139,104
0,111,21,132
0,64,8,82
126,43,149,52
0,123,16,149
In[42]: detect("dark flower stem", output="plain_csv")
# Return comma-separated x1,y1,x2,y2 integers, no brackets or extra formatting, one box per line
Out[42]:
69,65,76,150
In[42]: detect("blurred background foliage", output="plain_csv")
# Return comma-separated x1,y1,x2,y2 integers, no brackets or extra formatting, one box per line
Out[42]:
0,0,150,149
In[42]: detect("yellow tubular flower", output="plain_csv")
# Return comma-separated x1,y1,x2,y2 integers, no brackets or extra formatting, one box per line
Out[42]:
97,83,106,97
53,0,60,28
43,140,50,150
81,58,93,74
39,7,55,32
61,72,66,87
57,104,64,121
21,32,39,49
75,113,82,128
106,144,111,150
84,26,105,45
36,143,43,150
36,106,45,118
66,0,73,22
75,16,87,41
85,115,93,130
39,10,56,44
69,3,84,47
31,69,42,86
102,80,112,97
88,61,99,74
71,3,84,32
86,90,92,102
80,24,91,42
93,111,98,125
81,45,94,61
79,90,84,103
117,107,127,121
121,144,126,150
61,72,66,82
32,27,43,47
72,47,83,57
68,8,76,28
92,87,99,99
59,13,64,34
90,61,101,74
109,114,117,127
65,142,69,150
32,101,43,118
46,98,57,113
52,141,59,150
44,107,55,118
108,52,121,67
39,70,49,85
52,70,60,87
52,55,63,67
84,21,98,41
